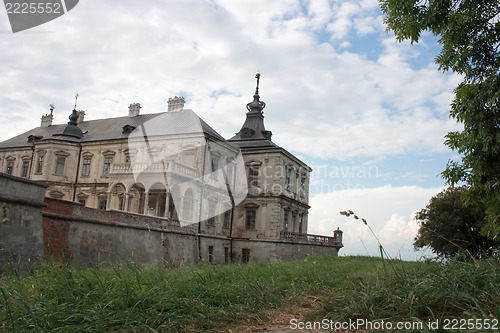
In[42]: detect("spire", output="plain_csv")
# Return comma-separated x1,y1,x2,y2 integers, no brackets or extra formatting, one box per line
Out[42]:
68,108,79,126
52,95,84,140
229,72,273,147
246,72,266,113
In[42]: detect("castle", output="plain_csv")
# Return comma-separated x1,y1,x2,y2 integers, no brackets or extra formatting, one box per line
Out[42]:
0,74,342,265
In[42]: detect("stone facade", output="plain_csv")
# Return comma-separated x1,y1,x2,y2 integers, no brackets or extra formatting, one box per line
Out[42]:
0,76,343,264
0,173,341,268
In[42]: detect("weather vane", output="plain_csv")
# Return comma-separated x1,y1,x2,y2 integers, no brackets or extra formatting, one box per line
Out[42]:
74,93,79,109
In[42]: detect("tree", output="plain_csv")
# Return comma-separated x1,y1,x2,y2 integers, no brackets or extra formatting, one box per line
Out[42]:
414,186,498,258
380,0,500,238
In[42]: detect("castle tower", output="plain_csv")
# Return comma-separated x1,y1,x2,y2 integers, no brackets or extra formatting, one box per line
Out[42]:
228,73,312,250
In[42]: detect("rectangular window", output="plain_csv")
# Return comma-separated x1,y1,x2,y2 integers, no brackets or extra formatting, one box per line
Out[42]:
226,163,234,186
78,199,86,207
242,248,250,263
285,166,292,190
211,156,219,179
81,158,91,177
245,209,256,230
208,246,214,262
284,210,289,231
300,174,306,198
6,162,13,175
298,215,304,234
36,155,44,174
125,155,134,163
55,157,65,176
103,157,113,176
98,199,107,210
248,167,259,187
207,201,216,226
21,161,29,178
223,210,231,229
224,246,229,263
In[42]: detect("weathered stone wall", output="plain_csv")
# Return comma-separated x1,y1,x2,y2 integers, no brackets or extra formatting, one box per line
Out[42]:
0,173,47,272
42,198,199,267
232,238,340,263
0,173,341,269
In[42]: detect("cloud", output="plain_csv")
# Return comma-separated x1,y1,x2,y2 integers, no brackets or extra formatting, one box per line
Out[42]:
308,185,445,260
0,0,459,165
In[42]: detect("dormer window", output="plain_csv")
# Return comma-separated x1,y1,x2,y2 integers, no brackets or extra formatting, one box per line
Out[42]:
122,124,136,134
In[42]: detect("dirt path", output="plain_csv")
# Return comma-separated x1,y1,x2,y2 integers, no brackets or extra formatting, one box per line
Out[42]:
228,297,347,333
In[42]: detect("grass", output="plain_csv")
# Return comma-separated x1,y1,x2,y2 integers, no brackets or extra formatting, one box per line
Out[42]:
0,256,499,332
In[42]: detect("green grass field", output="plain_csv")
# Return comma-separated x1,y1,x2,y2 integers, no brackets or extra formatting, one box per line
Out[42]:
1,256,499,332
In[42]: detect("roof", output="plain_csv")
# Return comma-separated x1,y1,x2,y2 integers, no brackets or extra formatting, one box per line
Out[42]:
0,109,227,149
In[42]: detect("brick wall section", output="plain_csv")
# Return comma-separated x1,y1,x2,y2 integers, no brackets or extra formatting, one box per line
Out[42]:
42,216,73,262
42,198,199,267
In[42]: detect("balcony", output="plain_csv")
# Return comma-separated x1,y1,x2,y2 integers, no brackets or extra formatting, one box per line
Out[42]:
280,231,342,246
111,161,199,179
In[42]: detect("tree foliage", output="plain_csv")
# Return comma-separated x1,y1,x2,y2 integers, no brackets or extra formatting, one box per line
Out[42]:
414,186,498,258
380,0,500,238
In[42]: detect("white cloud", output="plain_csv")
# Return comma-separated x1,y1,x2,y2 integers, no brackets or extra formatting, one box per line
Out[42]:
0,0,459,165
309,185,445,260
353,15,384,36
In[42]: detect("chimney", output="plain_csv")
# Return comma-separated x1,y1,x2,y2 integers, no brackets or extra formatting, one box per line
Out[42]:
76,110,85,124
333,227,343,243
41,114,53,127
41,104,55,127
168,96,185,112
128,103,141,117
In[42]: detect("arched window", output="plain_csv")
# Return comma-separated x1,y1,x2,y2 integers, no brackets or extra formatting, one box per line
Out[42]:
182,188,194,221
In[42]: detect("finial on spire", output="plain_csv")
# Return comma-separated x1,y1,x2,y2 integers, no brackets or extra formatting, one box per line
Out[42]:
74,93,79,110
68,109,79,125
247,72,266,113
255,72,261,96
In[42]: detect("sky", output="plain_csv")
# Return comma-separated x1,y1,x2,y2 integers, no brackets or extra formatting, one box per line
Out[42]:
0,0,463,260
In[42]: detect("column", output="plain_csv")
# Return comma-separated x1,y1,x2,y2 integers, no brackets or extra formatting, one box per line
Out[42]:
144,190,150,215
124,193,130,211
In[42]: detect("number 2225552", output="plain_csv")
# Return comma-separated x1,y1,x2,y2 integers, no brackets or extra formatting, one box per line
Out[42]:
5,2,62,14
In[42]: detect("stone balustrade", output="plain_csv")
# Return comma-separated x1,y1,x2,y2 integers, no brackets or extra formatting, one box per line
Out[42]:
280,231,342,246
111,161,199,178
